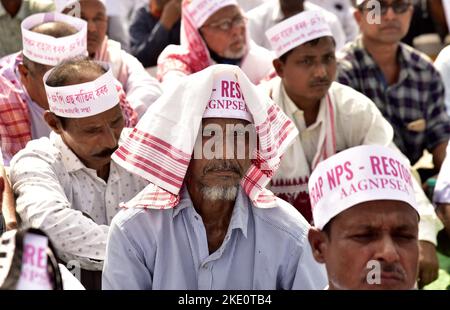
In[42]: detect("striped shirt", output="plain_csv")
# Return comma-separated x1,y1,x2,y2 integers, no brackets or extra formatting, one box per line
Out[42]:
337,37,450,165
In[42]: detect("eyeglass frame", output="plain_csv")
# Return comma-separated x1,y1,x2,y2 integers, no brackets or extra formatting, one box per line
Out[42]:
358,0,413,16
201,14,248,32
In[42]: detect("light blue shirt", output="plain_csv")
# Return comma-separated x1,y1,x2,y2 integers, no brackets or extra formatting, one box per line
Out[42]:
102,186,327,290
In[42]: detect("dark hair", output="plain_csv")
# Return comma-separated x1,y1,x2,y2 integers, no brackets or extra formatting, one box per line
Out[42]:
321,218,334,239
45,58,106,128
278,36,336,63
45,57,106,87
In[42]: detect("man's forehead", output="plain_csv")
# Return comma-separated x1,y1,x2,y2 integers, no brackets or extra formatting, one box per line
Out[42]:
334,200,418,228
291,38,336,55
204,5,240,23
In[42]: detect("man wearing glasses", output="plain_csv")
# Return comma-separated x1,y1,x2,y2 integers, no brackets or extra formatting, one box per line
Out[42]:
337,0,450,288
157,0,274,88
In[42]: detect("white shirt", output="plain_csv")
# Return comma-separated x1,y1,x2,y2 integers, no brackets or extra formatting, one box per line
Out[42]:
308,0,359,42
101,39,163,119
433,45,450,117
27,99,51,140
10,131,149,270
246,0,346,52
102,186,328,289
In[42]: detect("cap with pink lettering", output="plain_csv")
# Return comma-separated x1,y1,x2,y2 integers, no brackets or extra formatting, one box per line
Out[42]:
43,62,119,118
203,71,253,123
21,12,87,66
265,10,333,58
308,145,419,230
185,0,238,28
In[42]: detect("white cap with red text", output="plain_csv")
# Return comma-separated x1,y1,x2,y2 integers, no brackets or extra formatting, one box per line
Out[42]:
21,12,87,66
203,70,253,123
265,10,333,58
185,0,238,28
43,62,119,118
308,145,419,230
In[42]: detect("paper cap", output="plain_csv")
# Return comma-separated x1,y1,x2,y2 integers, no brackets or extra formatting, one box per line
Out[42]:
185,0,238,28
203,70,253,122
21,12,87,66
308,145,418,230
43,62,120,118
265,10,333,58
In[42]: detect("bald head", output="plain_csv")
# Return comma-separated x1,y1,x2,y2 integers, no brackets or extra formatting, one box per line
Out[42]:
45,57,106,87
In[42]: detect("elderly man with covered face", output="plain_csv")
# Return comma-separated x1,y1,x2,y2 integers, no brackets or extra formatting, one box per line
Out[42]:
157,0,274,88
0,12,137,165
102,64,327,290
9,58,149,289
308,145,420,290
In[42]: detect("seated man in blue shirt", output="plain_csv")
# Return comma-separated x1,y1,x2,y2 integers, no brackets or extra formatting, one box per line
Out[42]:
129,0,181,68
102,64,328,289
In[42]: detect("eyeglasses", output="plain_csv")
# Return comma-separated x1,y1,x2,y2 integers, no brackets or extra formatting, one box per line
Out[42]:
360,1,412,15
202,15,247,32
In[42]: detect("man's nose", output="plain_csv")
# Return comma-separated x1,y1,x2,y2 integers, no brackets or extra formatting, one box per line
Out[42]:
373,236,401,264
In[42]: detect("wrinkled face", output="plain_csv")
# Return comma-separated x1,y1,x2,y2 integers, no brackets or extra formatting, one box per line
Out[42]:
199,5,247,59
185,118,255,201
309,200,419,290
355,0,413,44
79,0,108,56
274,37,336,103
58,105,125,172
19,61,52,109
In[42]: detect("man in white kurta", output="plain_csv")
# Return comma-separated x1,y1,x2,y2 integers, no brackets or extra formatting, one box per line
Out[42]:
9,59,148,281
102,64,327,290
263,10,443,285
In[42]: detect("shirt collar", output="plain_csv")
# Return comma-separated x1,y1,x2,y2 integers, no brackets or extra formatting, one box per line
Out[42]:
281,82,327,130
173,185,249,238
356,36,413,84
50,131,88,173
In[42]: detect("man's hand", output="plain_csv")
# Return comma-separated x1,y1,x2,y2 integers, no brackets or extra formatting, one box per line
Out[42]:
418,240,439,288
160,0,182,30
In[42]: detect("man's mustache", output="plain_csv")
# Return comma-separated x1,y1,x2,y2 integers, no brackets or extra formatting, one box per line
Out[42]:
379,262,407,281
203,160,242,175
309,78,331,87
93,146,118,158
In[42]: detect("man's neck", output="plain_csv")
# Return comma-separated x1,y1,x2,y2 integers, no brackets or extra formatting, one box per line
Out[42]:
362,36,400,85
187,184,235,254
1,0,21,17
284,87,321,127
96,163,111,182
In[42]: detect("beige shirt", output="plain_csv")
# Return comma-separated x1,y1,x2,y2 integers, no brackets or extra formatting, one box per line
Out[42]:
10,130,149,270
0,0,55,58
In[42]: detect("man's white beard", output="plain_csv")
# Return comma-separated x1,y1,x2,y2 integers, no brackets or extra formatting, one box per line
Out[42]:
223,41,246,59
201,185,239,201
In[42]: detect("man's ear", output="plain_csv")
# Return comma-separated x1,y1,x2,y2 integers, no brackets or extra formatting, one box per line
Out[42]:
308,227,329,264
44,111,64,134
353,8,363,25
273,58,285,78
17,64,29,84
